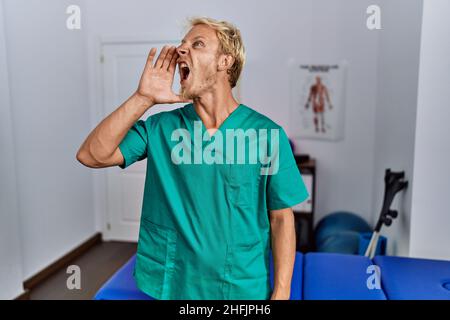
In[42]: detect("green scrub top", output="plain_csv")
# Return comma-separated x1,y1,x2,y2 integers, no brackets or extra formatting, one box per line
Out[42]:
118,103,309,300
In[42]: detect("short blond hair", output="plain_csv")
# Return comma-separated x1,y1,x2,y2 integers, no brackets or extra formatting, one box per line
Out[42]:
187,17,245,88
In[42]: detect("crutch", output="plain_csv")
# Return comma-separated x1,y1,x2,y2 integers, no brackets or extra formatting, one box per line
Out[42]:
365,169,408,259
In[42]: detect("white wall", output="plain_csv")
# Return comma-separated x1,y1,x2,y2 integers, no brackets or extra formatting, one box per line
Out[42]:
0,0,24,299
371,0,423,257
293,0,380,225
2,0,96,280
409,0,450,260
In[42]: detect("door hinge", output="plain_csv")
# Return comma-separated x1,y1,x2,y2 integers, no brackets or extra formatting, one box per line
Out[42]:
100,55,104,63
106,223,111,230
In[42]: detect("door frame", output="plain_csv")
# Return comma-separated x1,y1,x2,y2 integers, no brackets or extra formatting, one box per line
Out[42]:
89,36,179,241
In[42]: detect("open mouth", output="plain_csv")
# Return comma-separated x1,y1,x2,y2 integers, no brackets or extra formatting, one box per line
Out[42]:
179,62,191,83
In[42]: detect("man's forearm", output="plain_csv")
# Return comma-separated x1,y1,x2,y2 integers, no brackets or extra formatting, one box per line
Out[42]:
77,92,152,165
77,46,190,167
270,208,296,300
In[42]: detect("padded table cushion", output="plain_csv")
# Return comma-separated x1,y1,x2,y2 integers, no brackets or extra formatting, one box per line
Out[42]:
94,255,154,300
95,252,450,300
303,252,387,300
373,255,450,300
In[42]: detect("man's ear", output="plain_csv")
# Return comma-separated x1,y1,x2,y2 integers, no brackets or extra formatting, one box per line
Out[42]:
218,54,235,72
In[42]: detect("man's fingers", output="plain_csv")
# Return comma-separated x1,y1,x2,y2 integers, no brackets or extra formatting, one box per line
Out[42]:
163,46,176,70
145,48,157,69
155,45,170,69
168,48,179,73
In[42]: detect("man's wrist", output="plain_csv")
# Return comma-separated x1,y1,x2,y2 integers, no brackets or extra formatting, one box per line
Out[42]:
271,288,291,300
132,91,154,109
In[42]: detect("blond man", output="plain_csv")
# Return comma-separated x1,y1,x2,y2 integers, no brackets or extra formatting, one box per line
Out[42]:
77,17,308,300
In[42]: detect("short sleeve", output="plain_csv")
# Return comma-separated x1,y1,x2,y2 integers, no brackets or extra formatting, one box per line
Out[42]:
118,119,149,169
266,128,309,210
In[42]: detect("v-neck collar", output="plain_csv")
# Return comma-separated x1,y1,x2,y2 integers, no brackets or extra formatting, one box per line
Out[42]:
185,103,244,140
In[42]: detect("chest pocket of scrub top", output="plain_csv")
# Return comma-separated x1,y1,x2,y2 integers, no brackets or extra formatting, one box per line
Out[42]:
136,218,177,298
227,164,259,208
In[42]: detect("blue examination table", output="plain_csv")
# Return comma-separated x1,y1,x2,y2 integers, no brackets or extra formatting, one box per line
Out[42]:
94,252,450,300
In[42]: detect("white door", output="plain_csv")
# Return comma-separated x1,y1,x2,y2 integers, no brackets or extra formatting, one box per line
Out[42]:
100,40,184,241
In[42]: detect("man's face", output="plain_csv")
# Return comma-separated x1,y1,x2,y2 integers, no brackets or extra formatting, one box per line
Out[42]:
176,24,223,99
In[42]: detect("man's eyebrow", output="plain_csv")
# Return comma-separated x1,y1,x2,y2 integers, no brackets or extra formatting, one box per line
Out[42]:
181,36,206,43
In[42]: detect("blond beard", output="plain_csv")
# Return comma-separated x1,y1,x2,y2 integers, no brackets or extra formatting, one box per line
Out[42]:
179,70,219,101
179,86,194,100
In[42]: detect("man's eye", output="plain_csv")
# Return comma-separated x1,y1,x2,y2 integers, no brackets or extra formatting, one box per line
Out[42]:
193,41,204,47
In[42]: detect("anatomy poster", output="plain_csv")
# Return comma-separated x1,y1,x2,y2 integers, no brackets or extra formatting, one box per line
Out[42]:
289,63,347,141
